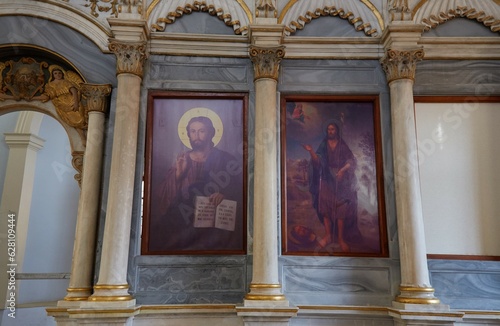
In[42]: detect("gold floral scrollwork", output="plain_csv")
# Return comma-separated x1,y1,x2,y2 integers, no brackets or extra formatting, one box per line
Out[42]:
121,0,143,15
389,0,412,22
256,0,277,19
72,151,84,188
249,46,285,81
84,0,119,18
80,83,112,115
109,41,147,78
380,48,424,83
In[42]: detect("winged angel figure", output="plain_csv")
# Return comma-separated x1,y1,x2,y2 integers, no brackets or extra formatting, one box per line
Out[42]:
37,65,86,129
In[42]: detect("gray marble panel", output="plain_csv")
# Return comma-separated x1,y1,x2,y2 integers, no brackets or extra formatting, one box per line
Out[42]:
133,256,248,304
280,60,385,94
429,259,500,310
415,60,500,96
281,256,399,306
147,56,251,91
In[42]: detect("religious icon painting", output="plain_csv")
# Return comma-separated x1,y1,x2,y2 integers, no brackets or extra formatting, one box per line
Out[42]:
142,91,247,255
280,95,388,257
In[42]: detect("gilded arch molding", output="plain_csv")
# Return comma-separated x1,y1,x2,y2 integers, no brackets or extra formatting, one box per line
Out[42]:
413,0,500,33
0,0,112,52
279,0,384,37
147,0,252,35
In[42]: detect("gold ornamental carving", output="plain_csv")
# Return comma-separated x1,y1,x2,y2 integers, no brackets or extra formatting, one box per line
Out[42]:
121,0,143,15
380,48,424,83
0,58,87,130
109,41,147,78
389,0,412,21
72,151,84,188
256,0,277,19
84,0,143,18
80,83,112,114
249,46,285,81
150,1,248,35
283,5,378,37
421,6,500,33
0,58,47,101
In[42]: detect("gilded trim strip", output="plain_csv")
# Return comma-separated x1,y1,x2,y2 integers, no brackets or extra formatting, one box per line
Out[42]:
236,0,253,24
146,0,161,19
395,297,440,304
66,287,91,292
63,296,89,301
245,294,287,301
399,286,435,293
279,0,299,24
88,295,133,302
249,283,282,289
94,284,130,290
360,0,385,31
412,0,428,20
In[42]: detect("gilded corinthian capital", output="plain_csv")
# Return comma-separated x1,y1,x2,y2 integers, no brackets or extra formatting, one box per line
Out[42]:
80,83,112,114
249,46,285,81
380,48,424,83
108,40,147,77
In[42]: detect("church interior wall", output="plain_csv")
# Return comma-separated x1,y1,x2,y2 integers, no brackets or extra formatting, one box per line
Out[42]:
0,0,500,324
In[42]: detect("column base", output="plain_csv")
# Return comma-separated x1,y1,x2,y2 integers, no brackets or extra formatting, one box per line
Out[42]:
84,283,135,308
389,306,464,325
47,307,76,326
395,286,440,305
61,287,92,303
244,283,289,306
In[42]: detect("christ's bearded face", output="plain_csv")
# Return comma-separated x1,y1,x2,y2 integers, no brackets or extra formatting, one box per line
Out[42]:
326,123,338,140
188,121,212,150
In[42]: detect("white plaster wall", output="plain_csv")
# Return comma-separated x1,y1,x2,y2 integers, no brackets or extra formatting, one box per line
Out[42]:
19,115,79,304
416,102,500,256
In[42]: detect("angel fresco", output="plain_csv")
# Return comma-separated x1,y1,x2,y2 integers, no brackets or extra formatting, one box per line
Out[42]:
36,65,86,129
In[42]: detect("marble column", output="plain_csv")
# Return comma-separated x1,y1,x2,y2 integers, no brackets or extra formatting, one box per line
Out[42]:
87,40,146,305
61,84,111,303
237,29,297,325
245,45,287,304
381,49,440,305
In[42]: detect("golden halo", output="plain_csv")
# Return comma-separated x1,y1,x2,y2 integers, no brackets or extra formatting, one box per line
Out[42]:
178,107,223,149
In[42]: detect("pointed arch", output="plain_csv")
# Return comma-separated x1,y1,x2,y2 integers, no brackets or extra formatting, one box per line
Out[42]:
147,0,252,35
0,0,112,52
413,0,500,33
279,0,383,37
